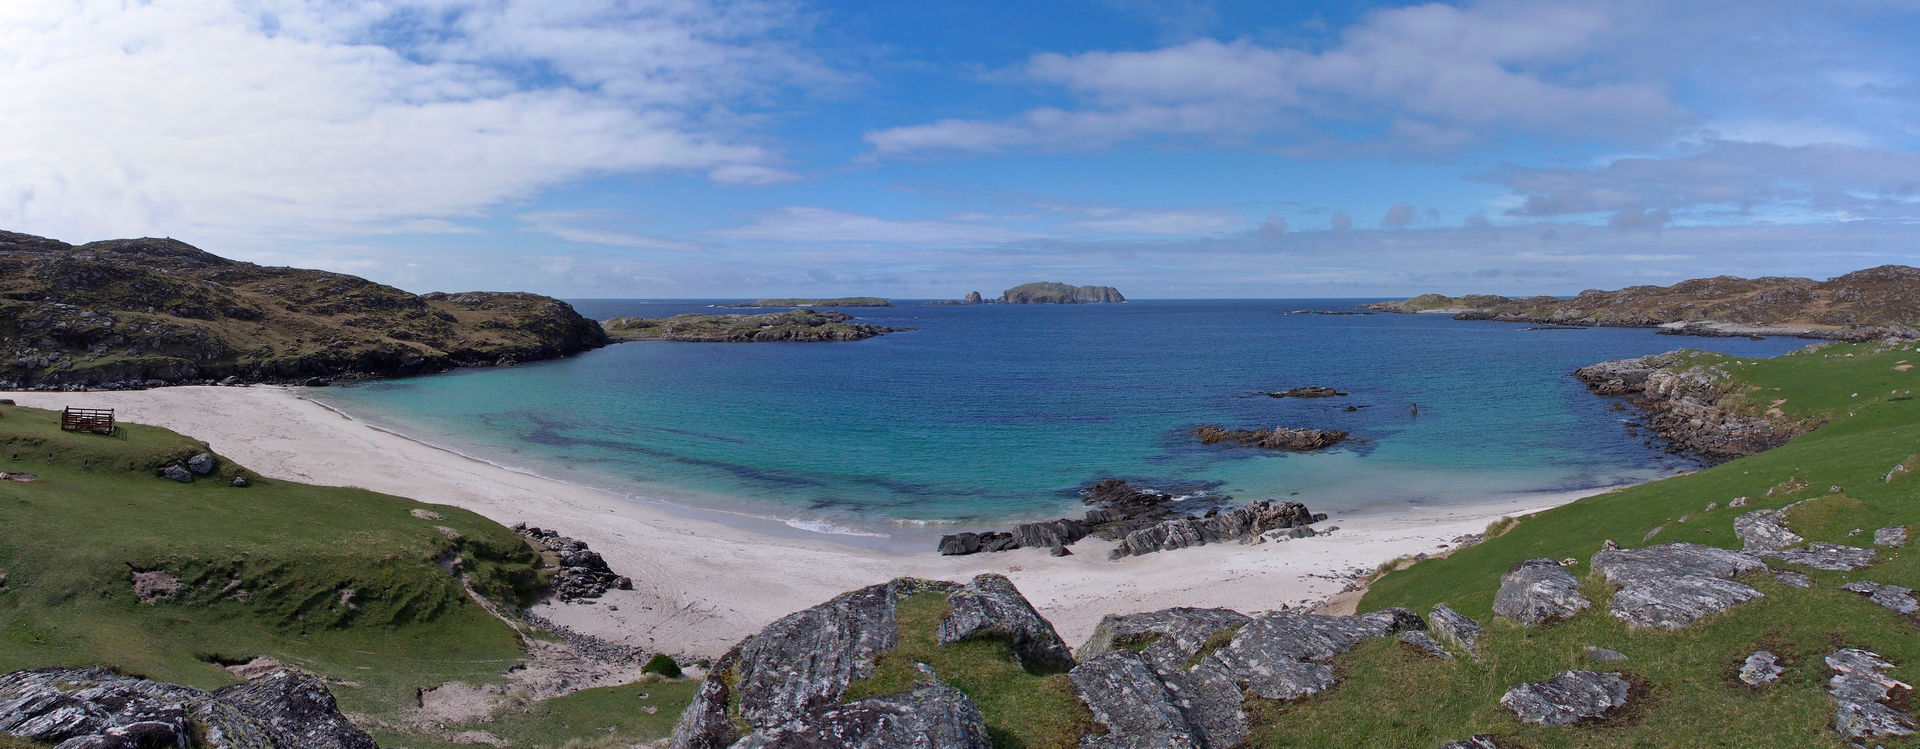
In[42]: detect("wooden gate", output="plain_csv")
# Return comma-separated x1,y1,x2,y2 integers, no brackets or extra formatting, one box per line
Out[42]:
60,407,115,434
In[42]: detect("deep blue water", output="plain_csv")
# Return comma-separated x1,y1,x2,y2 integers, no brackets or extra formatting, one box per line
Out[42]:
306,300,1806,542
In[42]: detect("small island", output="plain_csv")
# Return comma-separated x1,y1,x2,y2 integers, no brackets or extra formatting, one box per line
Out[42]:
602,309,903,342
721,297,893,308
999,282,1126,304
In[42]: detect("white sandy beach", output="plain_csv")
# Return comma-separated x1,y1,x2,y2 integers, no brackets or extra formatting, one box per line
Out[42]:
3,386,1610,657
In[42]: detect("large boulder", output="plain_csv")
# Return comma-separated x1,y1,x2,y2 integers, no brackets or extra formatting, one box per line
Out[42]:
1107,500,1319,558
937,574,1075,672
1499,670,1631,726
1492,559,1591,626
0,666,373,749
1202,609,1422,702
186,453,217,476
1591,543,1765,629
204,669,377,749
1071,650,1223,749
1427,605,1482,659
1076,607,1250,669
731,673,991,749
1826,649,1915,742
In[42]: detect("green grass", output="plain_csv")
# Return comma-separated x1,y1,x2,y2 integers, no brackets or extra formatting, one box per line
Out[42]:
0,404,684,746
365,680,701,749
843,593,1095,749
1334,340,1920,747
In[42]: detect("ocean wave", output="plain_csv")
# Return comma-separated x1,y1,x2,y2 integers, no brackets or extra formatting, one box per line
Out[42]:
783,518,891,538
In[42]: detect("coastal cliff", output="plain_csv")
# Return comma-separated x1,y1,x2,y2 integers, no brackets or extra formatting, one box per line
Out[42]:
999,282,1126,304
1368,266,1920,340
1574,351,1816,461
0,230,607,389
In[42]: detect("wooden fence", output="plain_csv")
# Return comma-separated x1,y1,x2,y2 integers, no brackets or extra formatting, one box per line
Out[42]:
60,407,115,435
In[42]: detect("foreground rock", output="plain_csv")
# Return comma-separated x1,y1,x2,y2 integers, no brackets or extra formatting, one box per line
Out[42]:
731,674,991,749
1501,671,1631,726
1843,580,1919,615
1733,506,1805,551
1427,604,1483,659
1575,353,1802,461
1493,558,1591,626
0,666,375,749
1591,543,1765,629
515,524,632,602
1193,425,1349,451
937,575,1075,671
1826,649,1915,742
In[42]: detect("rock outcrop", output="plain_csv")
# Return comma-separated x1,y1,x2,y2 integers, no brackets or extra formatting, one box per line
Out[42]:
1427,604,1482,659
1193,425,1348,451
731,673,992,749
1107,500,1322,559
1739,651,1784,686
1843,580,1919,615
515,524,632,602
937,575,1075,672
1590,543,1765,629
0,231,608,389
1266,386,1346,398
1499,670,1632,726
1760,542,1877,571
1876,526,1909,547
0,666,374,749
1826,649,1915,742
998,282,1125,304
938,479,1322,557
1492,558,1591,626
1575,353,1803,461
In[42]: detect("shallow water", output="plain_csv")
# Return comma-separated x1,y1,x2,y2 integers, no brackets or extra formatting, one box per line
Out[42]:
306,300,1805,539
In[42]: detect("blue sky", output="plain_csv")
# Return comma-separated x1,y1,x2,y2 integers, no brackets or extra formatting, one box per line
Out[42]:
3,0,1918,298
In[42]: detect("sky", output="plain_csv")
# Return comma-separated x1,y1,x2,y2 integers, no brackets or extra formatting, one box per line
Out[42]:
2,0,1918,299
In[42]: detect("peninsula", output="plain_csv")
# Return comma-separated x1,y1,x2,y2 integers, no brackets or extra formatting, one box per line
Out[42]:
999,281,1126,304
721,297,893,308
602,308,902,342
0,230,607,389
1368,266,1920,340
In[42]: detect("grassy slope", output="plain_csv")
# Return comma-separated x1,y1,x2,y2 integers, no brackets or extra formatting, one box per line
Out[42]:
1280,341,1920,747
0,404,693,746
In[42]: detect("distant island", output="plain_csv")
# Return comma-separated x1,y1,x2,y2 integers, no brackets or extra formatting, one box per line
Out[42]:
1000,282,1125,304
1368,266,1920,340
0,230,607,389
722,297,893,308
602,309,903,342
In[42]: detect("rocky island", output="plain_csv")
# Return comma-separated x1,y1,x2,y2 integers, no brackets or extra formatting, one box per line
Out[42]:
0,230,608,389
602,309,903,342
721,297,893,308
998,282,1126,304
1367,266,1920,340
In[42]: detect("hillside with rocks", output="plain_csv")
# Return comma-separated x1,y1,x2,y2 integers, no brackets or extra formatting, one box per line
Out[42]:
0,230,608,389
1368,266,1920,340
602,308,904,342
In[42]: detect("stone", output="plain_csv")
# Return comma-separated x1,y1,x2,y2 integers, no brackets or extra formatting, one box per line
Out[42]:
1205,609,1421,702
515,525,631,601
161,464,192,483
1107,500,1320,558
1825,649,1915,742
731,674,991,749
1193,425,1348,451
1774,570,1811,588
1733,507,1804,551
186,452,216,475
1761,542,1877,571
230,476,249,488
670,579,957,748
1499,670,1631,726
1585,646,1629,664
1875,526,1909,547
937,574,1075,672
0,666,373,749
1439,736,1498,749
1492,558,1591,627
1842,580,1919,615
1076,607,1250,669
1070,650,1219,749
1591,543,1766,629
1010,518,1090,549
1427,605,1482,659
1738,651,1783,686
1048,545,1070,557
1397,631,1453,660
205,668,378,749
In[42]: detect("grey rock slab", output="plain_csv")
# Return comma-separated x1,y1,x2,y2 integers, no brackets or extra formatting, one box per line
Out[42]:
1207,609,1420,702
1875,526,1909,547
1499,670,1631,726
0,666,371,749
1438,737,1498,749
1843,580,1919,615
937,574,1075,672
1069,651,1206,749
205,668,377,749
1591,543,1765,585
1605,574,1764,630
1492,558,1591,627
1761,542,1877,571
1397,631,1453,660
1427,605,1482,658
1739,651,1784,686
1734,507,1805,551
1585,646,1629,664
731,676,992,749
1774,570,1811,589
1825,648,1915,742
1076,607,1250,671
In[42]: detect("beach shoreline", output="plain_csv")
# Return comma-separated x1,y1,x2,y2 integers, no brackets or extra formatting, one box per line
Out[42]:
3,385,1621,657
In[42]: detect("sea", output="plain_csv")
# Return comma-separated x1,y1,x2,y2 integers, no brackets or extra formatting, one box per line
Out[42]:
303,300,1807,551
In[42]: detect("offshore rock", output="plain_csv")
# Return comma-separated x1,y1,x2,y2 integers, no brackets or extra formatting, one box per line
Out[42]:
1108,500,1319,559
1591,543,1766,629
1826,649,1915,742
1427,604,1482,659
1492,558,1591,627
670,578,958,748
731,675,991,749
937,574,1075,672
1499,670,1631,726
0,666,373,749
1193,425,1348,451
1761,542,1878,571
1843,580,1919,615
1266,386,1346,398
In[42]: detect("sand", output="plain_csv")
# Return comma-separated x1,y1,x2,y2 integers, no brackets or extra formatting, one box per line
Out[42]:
2,386,1611,657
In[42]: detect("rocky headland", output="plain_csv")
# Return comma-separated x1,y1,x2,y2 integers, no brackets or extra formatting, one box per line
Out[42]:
1367,266,1920,340
601,309,904,342
998,282,1126,304
721,297,893,308
0,230,608,389
1573,351,1815,461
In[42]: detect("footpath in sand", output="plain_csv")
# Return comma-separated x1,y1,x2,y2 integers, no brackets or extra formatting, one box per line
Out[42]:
3,386,1605,657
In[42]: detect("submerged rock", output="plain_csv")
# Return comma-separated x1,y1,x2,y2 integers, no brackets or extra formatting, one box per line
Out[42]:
937,574,1075,672
1499,670,1632,726
1492,558,1591,626
1267,386,1347,398
731,674,991,749
1591,543,1765,629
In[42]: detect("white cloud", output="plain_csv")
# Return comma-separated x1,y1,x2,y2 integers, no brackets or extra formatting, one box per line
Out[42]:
713,206,1048,244
0,0,817,248
1258,216,1287,240
520,211,707,252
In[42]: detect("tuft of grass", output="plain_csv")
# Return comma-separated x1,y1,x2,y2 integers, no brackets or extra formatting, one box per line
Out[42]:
844,593,1095,749
643,653,683,679
1781,494,1885,544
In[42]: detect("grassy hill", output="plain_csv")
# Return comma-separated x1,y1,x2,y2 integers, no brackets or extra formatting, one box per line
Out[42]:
0,230,608,389
1368,266,1920,339
0,404,694,746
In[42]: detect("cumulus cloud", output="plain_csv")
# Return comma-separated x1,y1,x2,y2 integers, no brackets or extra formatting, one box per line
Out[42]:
0,0,821,247
1259,216,1288,240
713,207,1049,244
864,2,1687,160
1381,203,1418,229
520,211,708,252
1329,212,1353,232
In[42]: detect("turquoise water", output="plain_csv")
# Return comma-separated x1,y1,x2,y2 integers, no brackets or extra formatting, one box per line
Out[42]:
306,300,1806,544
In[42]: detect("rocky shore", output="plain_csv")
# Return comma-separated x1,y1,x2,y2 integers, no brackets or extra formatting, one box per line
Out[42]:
937,479,1326,559
601,309,903,342
1573,352,1811,461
